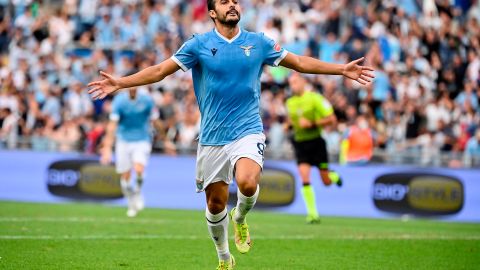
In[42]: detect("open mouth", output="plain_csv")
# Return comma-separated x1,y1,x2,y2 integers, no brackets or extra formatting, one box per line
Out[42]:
227,10,238,16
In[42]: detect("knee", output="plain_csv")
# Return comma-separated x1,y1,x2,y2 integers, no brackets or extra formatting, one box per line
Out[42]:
237,174,258,196
121,171,131,180
320,174,332,186
207,197,227,214
133,164,144,175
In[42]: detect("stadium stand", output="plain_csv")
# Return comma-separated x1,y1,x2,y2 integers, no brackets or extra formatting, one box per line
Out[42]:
0,0,479,167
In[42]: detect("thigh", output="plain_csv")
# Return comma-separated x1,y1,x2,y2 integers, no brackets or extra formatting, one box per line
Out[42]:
235,157,262,185
296,137,328,167
195,144,231,192
115,140,132,174
293,140,310,164
131,141,152,166
225,133,266,178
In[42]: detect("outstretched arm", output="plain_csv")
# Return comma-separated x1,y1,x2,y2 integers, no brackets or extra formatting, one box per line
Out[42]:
279,53,375,85
88,59,181,99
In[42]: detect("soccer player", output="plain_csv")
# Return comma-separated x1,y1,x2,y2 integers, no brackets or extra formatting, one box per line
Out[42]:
100,85,158,218
286,72,342,224
88,0,374,268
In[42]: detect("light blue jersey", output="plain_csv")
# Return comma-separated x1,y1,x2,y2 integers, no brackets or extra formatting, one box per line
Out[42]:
110,92,156,142
172,28,287,145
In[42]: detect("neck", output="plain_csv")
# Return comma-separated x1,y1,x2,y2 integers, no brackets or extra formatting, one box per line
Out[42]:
215,23,239,40
294,89,305,96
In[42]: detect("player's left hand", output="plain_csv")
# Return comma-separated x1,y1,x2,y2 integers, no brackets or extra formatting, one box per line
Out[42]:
100,148,112,165
299,117,314,129
342,57,375,85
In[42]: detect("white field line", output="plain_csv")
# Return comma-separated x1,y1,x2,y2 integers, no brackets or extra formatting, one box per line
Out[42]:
1,217,479,241
0,235,314,240
0,234,479,241
0,217,170,224
0,217,314,226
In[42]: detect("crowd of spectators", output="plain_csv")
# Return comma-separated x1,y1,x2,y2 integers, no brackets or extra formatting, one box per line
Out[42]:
0,0,479,167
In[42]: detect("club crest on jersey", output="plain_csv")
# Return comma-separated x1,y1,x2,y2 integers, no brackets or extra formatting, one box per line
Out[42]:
240,45,253,56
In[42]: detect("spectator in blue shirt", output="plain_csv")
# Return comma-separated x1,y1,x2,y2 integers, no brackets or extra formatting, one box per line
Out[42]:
320,32,342,63
373,68,391,102
464,129,480,166
455,81,478,111
95,11,115,49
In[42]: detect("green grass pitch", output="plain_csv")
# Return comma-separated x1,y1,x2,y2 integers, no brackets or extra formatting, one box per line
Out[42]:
0,201,479,269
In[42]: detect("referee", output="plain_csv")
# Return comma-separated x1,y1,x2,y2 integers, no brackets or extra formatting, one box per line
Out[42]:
286,72,342,224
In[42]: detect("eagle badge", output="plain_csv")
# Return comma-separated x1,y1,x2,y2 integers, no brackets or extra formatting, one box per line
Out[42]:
240,45,253,56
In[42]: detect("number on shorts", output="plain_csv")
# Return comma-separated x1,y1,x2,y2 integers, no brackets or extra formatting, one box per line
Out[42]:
257,143,265,156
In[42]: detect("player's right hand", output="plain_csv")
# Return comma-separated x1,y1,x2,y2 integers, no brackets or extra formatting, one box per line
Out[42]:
87,71,121,100
100,149,112,165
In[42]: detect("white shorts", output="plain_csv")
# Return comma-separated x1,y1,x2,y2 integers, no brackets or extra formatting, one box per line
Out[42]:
195,133,266,192
115,140,152,174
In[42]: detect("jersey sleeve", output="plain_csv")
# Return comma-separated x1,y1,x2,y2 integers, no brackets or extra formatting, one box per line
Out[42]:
171,35,199,72
109,96,121,122
260,33,288,66
314,94,334,119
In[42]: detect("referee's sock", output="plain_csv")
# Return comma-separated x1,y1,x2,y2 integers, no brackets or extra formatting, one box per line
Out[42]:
328,171,342,187
328,171,339,183
301,184,319,219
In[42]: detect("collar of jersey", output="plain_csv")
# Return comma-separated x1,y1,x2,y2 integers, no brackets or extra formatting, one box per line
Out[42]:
214,27,242,44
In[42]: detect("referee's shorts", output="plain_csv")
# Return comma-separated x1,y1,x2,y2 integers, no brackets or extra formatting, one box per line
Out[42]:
292,136,329,169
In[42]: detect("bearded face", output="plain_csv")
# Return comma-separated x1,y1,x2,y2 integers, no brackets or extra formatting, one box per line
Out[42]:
211,0,241,26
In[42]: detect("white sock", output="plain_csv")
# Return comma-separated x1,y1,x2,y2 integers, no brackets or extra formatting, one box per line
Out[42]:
120,178,131,196
206,207,230,261
136,173,143,192
234,185,259,224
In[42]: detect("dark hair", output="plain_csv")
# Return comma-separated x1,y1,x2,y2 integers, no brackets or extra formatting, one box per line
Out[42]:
207,0,215,11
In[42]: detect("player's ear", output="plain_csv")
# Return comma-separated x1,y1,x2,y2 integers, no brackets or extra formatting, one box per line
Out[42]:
209,9,217,20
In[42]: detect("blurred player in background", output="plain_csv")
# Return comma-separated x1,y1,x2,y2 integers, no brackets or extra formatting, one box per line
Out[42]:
88,0,374,268
286,72,342,224
100,82,158,218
